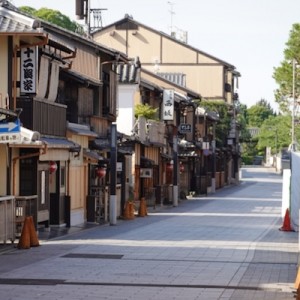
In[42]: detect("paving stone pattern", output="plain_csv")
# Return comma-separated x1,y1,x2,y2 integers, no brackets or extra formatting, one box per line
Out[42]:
0,167,298,300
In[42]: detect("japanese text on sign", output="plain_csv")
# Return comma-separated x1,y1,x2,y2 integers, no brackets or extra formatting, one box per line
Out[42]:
20,46,37,94
162,89,174,120
179,123,192,133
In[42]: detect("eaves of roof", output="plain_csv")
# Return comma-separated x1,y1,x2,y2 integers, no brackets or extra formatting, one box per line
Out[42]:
0,6,47,42
67,122,98,138
0,5,36,33
61,68,102,87
140,78,163,92
40,136,81,152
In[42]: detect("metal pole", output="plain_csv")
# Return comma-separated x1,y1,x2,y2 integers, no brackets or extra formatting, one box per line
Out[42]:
211,139,216,193
173,135,178,207
110,123,117,225
292,59,296,151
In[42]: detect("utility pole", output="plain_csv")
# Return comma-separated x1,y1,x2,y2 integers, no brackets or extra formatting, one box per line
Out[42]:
172,134,178,207
110,123,117,225
292,59,296,151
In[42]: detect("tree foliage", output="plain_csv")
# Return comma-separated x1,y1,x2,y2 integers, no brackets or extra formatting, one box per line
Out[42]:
200,100,232,148
240,100,276,163
18,6,84,34
246,99,275,127
273,23,300,113
134,103,158,120
257,115,291,154
237,103,251,142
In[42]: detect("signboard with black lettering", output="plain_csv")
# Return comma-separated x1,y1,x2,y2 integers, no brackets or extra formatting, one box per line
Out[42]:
179,123,192,133
20,46,37,94
162,89,174,120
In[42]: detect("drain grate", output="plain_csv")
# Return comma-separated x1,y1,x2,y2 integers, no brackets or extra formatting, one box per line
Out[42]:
62,253,123,259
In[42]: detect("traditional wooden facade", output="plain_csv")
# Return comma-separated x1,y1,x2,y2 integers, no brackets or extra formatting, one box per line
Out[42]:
117,58,202,205
0,2,128,235
93,16,241,194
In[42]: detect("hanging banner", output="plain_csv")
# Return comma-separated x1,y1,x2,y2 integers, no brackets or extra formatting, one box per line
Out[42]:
162,89,174,120
20,46,37,94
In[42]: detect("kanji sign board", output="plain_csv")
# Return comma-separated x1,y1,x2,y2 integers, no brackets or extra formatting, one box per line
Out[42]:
20,46,37,94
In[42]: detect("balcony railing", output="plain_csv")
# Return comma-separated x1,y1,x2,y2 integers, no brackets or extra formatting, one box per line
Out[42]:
17,97,67,137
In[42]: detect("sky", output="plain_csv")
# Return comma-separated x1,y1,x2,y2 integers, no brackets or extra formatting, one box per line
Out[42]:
11,0,300,111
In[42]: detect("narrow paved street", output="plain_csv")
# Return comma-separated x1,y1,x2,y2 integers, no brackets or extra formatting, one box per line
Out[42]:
0,167,298,300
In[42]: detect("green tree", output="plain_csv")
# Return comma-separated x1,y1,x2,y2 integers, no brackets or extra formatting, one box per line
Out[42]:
237,103,251,142
246,99,275,127
238,104,254,164
257,115,292,154
273,23,300,113
200,100,232,148
134,103,158,120
18,6,84,34
241,100,275,164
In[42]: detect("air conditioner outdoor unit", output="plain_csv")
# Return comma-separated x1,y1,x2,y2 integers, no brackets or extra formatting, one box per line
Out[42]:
140,168,152,178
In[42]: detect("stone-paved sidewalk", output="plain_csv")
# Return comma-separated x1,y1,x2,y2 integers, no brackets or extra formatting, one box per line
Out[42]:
0,167,298,300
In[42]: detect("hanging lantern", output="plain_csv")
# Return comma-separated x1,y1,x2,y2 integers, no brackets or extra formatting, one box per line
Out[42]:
96,167,106,179
49,161,57,174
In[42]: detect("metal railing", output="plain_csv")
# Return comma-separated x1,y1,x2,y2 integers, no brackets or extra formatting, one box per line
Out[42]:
15,195,38,237
143,187,156,207
0,196,15,244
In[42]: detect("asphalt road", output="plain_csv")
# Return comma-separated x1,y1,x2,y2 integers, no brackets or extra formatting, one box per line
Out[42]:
0,167,298,300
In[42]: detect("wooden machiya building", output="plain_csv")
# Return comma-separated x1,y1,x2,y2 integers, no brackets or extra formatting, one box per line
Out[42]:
117,61,203,207
0,2,129,234
93,15,242,196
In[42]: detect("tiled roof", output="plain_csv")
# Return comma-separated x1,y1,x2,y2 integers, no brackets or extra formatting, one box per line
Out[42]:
117,57,141,84
67,122,98,137
83,149,105,162
0,6,41,34
40,137,81,152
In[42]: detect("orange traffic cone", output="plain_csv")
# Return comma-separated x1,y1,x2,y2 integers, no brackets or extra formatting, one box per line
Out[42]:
17,217,31,249
123,201,135,220
294,266,300,299
138,197,148,217
280,208,293,231
28,216,40,247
